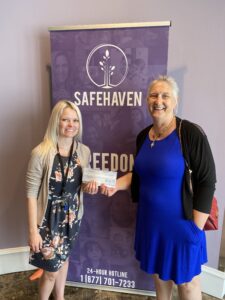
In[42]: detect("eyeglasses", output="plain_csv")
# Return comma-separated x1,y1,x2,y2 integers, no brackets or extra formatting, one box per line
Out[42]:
148,93,171,100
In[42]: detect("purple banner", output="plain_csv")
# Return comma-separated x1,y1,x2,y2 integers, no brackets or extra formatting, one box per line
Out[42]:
50,24,169,294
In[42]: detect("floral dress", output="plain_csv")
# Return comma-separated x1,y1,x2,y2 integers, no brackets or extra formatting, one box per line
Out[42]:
29,151,82,272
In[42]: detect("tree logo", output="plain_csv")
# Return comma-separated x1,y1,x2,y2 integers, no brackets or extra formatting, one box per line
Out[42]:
86,44,128,89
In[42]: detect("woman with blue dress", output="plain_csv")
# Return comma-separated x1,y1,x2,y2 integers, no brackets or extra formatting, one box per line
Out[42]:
100,76,216,300
26,100,94,300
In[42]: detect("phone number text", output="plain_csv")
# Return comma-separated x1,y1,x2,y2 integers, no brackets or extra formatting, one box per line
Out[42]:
80,274,135,288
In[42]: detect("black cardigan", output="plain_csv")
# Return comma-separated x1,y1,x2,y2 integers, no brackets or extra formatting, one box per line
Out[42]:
131,117,216,219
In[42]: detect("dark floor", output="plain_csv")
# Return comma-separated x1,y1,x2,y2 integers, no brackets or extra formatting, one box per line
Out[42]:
0,270,222,300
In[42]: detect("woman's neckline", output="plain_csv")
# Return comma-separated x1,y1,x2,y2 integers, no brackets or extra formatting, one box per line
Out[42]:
148,128,176,148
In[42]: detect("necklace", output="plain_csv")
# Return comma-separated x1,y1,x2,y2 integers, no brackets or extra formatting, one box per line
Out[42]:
150,116,175,148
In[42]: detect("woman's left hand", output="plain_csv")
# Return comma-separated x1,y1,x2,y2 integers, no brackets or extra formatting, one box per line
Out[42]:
82,181,98,194
193,209,209,230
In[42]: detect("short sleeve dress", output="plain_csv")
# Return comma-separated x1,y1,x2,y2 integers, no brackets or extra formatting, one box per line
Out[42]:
29,150,82,272
134,130,207,284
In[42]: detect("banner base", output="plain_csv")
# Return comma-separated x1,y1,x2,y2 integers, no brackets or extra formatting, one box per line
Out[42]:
66,281,156,297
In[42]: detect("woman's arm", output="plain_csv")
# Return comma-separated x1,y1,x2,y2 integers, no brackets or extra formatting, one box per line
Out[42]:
100,172,132,197
187,124,216,228
27,197,43,252
26,147,44,252
191,125,216,213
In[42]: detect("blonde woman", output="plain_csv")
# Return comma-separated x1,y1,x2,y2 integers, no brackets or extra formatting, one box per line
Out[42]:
26,100,96,300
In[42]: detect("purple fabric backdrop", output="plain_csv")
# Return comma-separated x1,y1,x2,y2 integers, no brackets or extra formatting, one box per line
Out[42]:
50,24,169,293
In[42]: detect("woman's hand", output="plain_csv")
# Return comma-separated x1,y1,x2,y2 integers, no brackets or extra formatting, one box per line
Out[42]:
100,173,132,197
193,209,209,230
82,181,98,194
29,231,43,253
100,184,117,197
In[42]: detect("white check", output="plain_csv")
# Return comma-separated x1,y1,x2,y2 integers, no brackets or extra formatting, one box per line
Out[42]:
82,167,117,188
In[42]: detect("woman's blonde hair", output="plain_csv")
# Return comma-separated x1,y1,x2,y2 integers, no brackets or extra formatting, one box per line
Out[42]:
39,100,83,156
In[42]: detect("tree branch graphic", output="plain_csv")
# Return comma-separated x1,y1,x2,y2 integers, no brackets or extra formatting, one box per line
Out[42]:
99,49,115,88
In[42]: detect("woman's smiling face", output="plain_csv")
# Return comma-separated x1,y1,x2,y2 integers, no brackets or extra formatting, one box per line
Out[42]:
58,107,80,139
147,81,177,121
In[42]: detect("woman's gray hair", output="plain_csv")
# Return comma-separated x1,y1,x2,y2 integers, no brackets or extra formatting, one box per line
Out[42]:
148,75,179,100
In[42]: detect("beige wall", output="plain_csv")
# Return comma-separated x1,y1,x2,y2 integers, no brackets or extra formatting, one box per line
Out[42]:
1,0,225,269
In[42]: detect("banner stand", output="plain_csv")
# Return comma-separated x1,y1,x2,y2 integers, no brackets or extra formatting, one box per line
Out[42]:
49,21,171,296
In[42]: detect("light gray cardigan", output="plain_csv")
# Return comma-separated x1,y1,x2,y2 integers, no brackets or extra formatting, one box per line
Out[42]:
26,140,91,226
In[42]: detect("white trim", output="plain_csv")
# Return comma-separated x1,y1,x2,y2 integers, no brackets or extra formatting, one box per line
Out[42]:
48,21,171,31
201,265,225,299
0,246,36,275
0,247,225,298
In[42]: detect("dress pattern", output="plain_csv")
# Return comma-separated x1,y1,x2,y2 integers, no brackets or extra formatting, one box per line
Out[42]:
29,151,82,272
134,130,207,284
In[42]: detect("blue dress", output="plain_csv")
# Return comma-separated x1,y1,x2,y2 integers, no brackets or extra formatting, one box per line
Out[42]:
134,130,207,284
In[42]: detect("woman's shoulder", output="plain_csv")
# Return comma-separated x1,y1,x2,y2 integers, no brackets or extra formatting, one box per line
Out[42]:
31,142,54,155
27,143,46,171
137,125,152,138
30,142,44,158
181,118,207,138
77,141,91,155
136,125,151,143
29,142,55,167
134,125,151,150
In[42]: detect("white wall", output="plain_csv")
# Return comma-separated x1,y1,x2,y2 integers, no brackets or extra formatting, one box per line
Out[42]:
0,0,225,269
